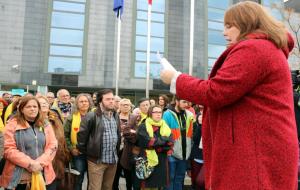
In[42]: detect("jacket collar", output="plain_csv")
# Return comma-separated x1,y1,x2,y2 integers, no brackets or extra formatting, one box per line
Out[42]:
209,32,294,79
9,118,30,131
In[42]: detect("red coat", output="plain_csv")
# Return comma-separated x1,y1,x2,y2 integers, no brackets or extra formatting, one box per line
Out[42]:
176,34,298,190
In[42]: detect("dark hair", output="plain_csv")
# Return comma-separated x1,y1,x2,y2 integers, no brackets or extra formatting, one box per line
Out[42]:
138,98,150,107
12,98,22,112
2,93,10,97
147,105,163,118
195,112,202,126
96,89,114,105
159,94,169,106
14,96,44,127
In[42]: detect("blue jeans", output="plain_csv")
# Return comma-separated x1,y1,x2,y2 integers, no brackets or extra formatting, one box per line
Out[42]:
164,156,187,190
72,154,88,190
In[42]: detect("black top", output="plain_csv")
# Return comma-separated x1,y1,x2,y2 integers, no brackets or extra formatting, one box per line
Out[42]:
170,106,187,160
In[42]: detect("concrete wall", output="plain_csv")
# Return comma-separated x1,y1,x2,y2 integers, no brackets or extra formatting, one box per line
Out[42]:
0,0,208,92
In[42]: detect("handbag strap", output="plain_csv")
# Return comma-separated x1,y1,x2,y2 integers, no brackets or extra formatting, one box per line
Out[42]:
65,162,80,175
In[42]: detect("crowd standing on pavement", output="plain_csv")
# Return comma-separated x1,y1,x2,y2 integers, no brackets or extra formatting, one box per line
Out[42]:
0,88,203,190
0,1,299,190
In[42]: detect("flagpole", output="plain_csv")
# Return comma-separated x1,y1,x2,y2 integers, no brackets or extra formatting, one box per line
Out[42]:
146,1,152,98
189,0,195,75
115,9,122,96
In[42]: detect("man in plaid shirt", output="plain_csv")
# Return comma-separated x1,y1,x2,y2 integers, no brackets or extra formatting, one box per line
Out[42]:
77,89,121,190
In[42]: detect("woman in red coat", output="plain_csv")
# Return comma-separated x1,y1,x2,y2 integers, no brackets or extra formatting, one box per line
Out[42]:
160,1,298,190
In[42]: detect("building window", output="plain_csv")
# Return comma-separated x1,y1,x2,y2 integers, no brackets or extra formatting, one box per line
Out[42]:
207,1,229,73
47,0,87,74
208,0,229,9
134,0,165,79
262,0,283,20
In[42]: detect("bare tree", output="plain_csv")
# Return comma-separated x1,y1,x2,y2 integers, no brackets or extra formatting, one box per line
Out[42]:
272,4,300,68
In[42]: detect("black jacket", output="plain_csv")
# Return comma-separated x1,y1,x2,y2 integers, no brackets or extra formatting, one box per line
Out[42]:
133,122,173,188
77,110,121,163
190,122,203,161
293,91,300,140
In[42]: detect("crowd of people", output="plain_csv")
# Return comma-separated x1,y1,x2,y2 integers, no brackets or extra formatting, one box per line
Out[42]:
0,1,299,190
0,89,204,190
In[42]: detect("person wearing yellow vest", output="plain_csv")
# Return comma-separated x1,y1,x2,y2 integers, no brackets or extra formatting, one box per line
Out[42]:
162,96,194,190
64,93,93,190
134,105,173,189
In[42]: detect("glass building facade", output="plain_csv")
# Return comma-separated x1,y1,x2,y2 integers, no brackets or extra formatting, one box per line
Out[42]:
47,0,88,74
207,0,229,73
134,0,165,79
0,0,293,99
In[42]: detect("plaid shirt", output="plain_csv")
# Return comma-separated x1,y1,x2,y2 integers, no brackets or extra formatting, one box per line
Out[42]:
101,114,118,164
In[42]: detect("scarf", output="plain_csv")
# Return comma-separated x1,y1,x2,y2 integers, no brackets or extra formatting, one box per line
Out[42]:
0,117,3,132
145,117,171,167
71,112,81,147
4,103,13,124
31,172,46,190
138,112,148,126
58,102,72,114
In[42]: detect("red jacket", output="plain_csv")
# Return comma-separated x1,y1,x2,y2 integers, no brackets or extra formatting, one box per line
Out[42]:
176,34,298,190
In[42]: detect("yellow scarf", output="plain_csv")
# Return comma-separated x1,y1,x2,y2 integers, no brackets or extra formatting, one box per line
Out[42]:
4,103,13,124
145,118,171,167
138,112,148,126
0,117,4,132
71,112,81,147
31,172,46,190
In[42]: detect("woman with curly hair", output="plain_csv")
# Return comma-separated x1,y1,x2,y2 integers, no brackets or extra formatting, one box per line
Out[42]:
64,93,93,190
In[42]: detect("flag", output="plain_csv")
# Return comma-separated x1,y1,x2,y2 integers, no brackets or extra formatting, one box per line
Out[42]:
113,0,124,18
148,0,152,5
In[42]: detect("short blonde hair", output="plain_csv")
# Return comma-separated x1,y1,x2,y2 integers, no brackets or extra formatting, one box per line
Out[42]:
224,1,287,48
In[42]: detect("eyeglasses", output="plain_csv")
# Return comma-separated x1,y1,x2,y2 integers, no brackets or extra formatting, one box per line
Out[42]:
40,102,49,106
152,111,162,114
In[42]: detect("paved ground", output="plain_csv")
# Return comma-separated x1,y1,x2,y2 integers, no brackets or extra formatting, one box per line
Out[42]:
82,173,191,190
0,173,191,190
